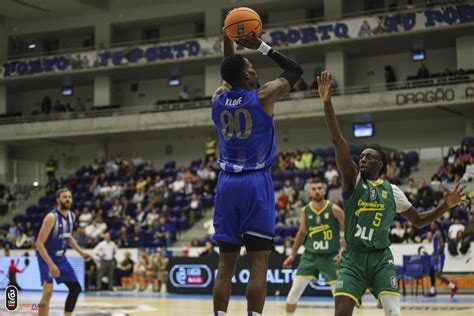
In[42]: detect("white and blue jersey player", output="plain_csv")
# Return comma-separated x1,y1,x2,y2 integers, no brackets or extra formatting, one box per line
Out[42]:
36,188,91,316
426,221,458,297
211,32,302,316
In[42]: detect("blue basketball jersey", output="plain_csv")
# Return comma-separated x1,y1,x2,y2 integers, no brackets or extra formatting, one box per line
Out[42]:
212,88,276,173
44,208,74,257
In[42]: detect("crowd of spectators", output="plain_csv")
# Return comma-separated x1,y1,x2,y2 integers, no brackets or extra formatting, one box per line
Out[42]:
30,96,89,116
3,151,218,251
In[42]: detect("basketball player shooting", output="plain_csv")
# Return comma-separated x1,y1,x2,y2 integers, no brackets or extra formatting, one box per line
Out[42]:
36,188,92,316
211,9,303,316
317,71,467,316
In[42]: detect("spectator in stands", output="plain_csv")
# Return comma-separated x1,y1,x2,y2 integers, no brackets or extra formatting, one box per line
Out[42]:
171,175,186,193
404,221,421,243
114,251,134,291
460,144,472,166
437,158,452,180
312,155,324,170
328,176,339,190
45,156,57,178
76,97,86,112
199,241,218,257
285,209,299,226
461,213,474,253
131,152,144,167
129,225,144,247
452,158,466,181
283,180,296,201
324,164,339,183
74,227,88,247
81,55,90,69
152,251,169,293
290,78,307,99
358,20,372,36
134,251,151,291
178,85,190,101
386,160,401,184
300,147,313,169
53,100,66,113
146,207,160,227
41,96,51,114
448,217,465,240
79,207,93,228
108,197,123,227
132,188,145,205
85,217,107,241
191,238,201,247
398,152,409,177
430,174,442,192
417,63,430,79
189,193,201,225
154,216,173,246
446,147,457,165
464,157,474,181
417,179,434,208
384,65,396,90
390,221,405,243
422,231,433,244
442,68,453,77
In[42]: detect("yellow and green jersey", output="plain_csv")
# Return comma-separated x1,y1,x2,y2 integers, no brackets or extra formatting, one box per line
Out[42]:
303,201,340,254
343,176,397,251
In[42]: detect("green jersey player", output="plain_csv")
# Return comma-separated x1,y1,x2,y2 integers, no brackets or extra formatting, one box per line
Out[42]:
317,70,467,316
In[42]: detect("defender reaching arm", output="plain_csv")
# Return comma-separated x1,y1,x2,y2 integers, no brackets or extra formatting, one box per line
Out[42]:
317,71,358,194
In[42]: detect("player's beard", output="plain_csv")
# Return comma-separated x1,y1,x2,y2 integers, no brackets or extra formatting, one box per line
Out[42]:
312,195,323,203
58,201,72,210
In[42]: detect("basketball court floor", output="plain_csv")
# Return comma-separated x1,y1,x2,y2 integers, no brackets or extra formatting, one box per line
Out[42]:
1,291,473,315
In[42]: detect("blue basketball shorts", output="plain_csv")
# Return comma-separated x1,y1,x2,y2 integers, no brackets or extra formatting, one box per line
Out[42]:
37,254,78,285
213,169,275,245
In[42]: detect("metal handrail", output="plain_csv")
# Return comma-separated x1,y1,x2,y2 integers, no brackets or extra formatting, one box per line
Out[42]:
0,74,471,125
1,1,460,63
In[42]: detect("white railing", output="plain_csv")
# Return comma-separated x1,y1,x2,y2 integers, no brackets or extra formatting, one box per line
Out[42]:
0,74,472,125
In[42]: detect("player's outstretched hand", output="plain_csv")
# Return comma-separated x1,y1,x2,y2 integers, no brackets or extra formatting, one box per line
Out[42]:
445,182,468,208
49,263,60,278
236,31,261,50
283,254,295,268
316,71,332,102
82,253,92,262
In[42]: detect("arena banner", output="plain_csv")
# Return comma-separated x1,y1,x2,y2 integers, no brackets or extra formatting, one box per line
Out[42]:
0,256,85,292
1,4,473,79
166,252,332,295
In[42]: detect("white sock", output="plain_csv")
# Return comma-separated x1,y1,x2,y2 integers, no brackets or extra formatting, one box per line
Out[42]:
215,311,226,316
248,312,261,316
286,313,294,316
430,286,435,293
449,282,455,289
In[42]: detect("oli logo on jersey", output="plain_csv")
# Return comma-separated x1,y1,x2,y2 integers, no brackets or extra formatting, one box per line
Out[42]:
5,285,18,311
313,240,329,250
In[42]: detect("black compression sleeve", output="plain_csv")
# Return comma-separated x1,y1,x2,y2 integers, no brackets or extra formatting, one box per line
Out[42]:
267,48,303,88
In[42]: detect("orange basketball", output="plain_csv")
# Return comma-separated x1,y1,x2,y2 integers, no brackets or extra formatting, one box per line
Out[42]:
224,7,262,41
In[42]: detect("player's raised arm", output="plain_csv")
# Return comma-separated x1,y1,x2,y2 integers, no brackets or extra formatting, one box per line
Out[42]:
212,34,234,103
236,32,303,116
401,182,467,228
318,71,358,193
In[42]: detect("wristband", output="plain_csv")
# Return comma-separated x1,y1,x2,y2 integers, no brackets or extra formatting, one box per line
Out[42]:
340,232,345,239
257,41,272,55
